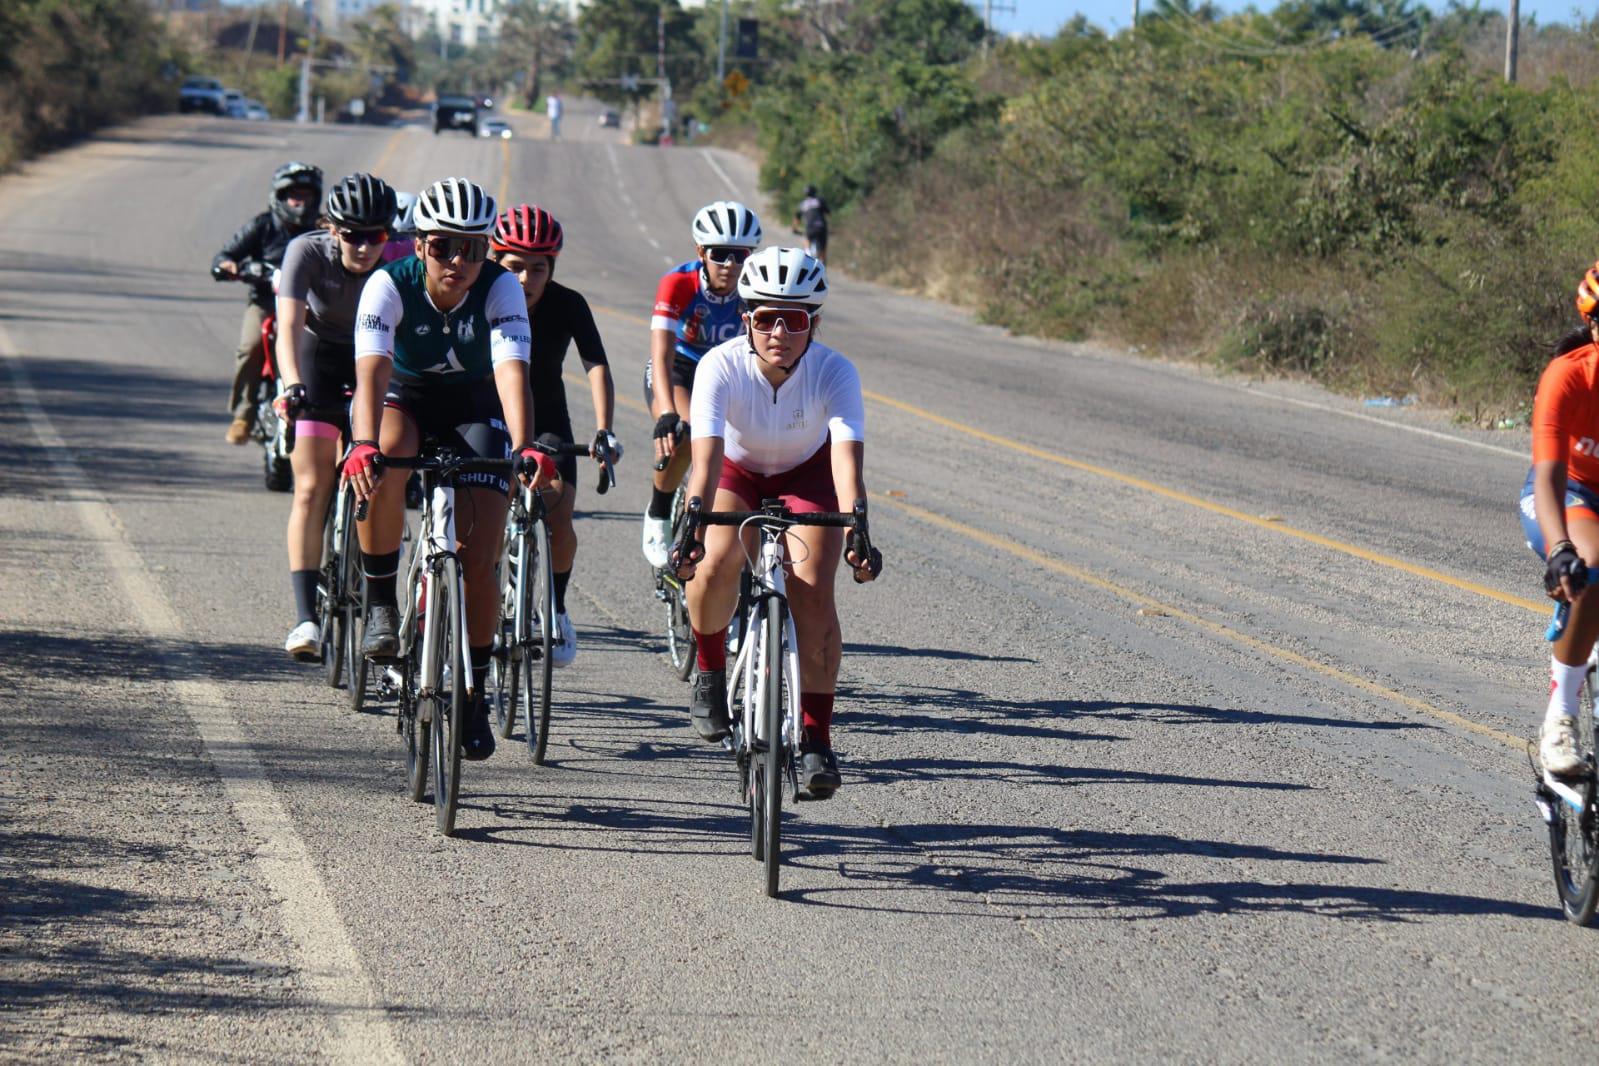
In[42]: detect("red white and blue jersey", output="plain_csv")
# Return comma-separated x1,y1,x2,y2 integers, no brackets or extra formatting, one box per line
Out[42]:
651,260,743,364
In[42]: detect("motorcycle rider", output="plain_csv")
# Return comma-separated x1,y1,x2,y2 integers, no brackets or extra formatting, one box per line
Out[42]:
212,161,324,444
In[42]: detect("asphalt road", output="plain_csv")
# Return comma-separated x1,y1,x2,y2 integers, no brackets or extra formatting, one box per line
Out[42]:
0,111,1581,1063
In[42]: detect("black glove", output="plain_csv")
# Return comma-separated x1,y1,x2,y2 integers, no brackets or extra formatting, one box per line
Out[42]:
592,429,622,462
847,504,884,583
653,412,681,441
275,382,307,420
1546,541,1588,597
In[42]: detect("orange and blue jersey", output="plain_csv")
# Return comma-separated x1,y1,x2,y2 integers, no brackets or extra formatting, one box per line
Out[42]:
651,260,743,363
1521,341,1599,553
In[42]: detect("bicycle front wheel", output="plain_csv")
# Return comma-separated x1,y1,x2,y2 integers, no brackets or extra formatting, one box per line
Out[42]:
431,557,465,835
521,516,555,763
319,510,343,687
491,517,521,739
1549,665,1599,924
666,485,695,680
402,642,428,803
760,600,785,898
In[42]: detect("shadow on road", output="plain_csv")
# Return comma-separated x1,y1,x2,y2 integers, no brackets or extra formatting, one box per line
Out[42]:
0,629,306,685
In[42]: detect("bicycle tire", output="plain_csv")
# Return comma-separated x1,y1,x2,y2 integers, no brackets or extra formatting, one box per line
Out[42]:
492,511,523,739
403,643,428,803
666,485,695,680
319,507,343,687
432,556,465,835
761,600,784,898
342,545,366,708
1549,664,1599,924
347,599,370,714
522,516,555,763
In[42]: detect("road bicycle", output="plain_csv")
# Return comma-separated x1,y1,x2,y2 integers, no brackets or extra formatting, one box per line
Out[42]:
211,260,290,491
490,438,617,763
317,480,366,707
672,497,870,898
363,444,513,836
653,483,696,680
1536,601,1599,924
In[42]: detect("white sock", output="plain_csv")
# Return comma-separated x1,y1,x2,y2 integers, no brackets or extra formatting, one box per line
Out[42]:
1546,656,1588,724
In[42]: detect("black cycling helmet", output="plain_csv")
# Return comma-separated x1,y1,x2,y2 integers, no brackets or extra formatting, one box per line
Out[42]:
269,161,324,229
326,172,398,229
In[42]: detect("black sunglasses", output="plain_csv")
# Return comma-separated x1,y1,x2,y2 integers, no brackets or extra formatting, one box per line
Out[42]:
338,227,389,248
424,235,489,264
704,246,751,265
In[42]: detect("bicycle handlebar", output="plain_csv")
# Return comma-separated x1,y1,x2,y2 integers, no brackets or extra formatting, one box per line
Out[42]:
669,497,877,581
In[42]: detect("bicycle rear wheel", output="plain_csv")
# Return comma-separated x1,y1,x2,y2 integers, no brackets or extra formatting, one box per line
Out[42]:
431,557,465,835
492,515,522,739
665,485,695,680
342,548,366,708
760,601,785,898
1549,664,1599,924
521,517,555,763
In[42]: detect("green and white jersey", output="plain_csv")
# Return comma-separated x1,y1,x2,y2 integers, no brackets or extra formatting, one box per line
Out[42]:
354,255,530,382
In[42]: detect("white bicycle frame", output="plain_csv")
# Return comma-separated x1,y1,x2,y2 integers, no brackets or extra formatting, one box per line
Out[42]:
727,524,803,756
400,478,472,706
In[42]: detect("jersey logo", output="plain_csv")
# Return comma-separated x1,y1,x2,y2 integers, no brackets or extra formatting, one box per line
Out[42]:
457,317,476,344
417,347,467,375
358,313,388,333
1578,437,1598,457
414,324,431,336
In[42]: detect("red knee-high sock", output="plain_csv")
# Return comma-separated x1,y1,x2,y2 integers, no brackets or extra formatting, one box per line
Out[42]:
801,691,834,747
694,628,727,672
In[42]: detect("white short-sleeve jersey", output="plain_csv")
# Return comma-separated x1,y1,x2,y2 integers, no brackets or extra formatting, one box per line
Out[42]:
690,336,865,474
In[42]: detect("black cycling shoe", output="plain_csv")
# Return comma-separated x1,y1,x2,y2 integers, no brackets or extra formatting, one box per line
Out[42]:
800,745,841,800
361,604,400,661
690,669,730,742
460,697,495,761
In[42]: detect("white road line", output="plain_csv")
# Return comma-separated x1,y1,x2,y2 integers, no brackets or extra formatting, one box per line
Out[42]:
646,236,661,250
1226,382,1525,459
0,332,404,1066
699,149,740,197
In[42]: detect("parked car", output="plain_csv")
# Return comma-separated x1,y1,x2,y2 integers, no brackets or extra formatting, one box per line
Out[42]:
478,118,512,140
243,100,270,121
433,95,479,136
223,90,248,119
178,76,227,115
598,108,621,129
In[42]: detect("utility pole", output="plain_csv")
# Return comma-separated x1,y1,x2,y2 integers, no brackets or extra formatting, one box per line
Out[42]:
657,7,666,80
1133,0,1140,32
717,0,727,84
1504,0,1519,83
297,0,317,123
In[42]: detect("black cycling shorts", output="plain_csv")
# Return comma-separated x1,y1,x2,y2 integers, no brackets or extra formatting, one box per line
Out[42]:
384,375,512,495
642,352,699,410
301,333,355,437
533,416,578,485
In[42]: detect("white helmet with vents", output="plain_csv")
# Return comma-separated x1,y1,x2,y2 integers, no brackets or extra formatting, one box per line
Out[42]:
414,177,497,235
737,246,827,308
691,200,762,249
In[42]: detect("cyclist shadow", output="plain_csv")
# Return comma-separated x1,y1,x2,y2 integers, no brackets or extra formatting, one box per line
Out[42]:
0,628,309,685
775,820,1554,922
453,792,750,855
843,642,1036,665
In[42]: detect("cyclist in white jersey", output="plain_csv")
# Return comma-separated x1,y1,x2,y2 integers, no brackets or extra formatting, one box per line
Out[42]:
671,247,882,798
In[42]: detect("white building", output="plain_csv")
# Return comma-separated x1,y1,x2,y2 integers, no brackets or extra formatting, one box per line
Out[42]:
403,0,505,48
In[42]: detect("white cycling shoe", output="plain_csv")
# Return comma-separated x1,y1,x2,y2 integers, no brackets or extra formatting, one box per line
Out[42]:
551,612,577,669
642,509,672,569
284,620,320,662
1541,716,1584,776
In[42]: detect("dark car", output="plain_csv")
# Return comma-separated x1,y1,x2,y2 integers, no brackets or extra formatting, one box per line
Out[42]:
433,94,479,136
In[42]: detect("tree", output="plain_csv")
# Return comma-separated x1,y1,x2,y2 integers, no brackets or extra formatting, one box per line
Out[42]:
349,3,414,87
497,0,574,107
576,0,703,105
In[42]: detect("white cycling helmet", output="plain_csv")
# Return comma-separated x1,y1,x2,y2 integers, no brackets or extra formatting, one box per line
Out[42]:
392,191,418,235
737,246,827,308
414,177,497,235
692,200,762,249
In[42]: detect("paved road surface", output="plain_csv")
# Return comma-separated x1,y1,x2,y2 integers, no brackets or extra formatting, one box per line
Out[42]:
0,116,1580,1062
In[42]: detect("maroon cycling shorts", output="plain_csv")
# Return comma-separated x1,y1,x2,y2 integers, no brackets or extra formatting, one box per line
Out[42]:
718,438,837,514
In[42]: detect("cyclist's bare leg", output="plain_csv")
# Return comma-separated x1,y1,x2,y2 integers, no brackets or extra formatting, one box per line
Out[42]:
286,432,339,569
784,524,844,694
542,478,577,572
651,382,695,493
457,484,511,649
355,406,420,556
1554,517,1599,666
684,487,756,634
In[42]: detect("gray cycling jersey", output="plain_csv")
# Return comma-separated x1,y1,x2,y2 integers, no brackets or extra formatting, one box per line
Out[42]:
278,230,381,341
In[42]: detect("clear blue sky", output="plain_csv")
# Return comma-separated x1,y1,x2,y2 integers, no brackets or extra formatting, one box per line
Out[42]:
987,0,1584,38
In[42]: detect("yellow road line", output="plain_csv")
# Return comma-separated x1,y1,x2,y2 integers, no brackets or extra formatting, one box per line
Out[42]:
369,127,407,180
879,495,1527,753
582,298,1542,615
866,390,1543,614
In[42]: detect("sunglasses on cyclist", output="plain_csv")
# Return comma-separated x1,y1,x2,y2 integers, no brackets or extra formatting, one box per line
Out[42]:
704,246,751,266
748,307,813,335
424,235,489,264
338,227,389,248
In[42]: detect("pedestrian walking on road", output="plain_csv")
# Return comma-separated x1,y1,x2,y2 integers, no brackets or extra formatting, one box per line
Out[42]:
793,184,830,264
546,93,563,140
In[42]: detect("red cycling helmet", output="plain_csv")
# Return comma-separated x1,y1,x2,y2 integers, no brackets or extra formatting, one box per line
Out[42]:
492,204,564,257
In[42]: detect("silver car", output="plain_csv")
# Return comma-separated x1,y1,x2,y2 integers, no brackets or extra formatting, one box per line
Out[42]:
478,119,513,140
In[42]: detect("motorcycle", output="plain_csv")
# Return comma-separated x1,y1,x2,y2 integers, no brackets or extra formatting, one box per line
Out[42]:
212,260,292,492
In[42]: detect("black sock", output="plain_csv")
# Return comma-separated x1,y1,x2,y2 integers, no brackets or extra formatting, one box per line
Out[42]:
553,569,571,615
290,569,319,624
470,644,492,704
362,550,401,607
648,487,675,520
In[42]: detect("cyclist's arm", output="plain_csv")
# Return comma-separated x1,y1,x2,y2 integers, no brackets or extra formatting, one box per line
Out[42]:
829,439,867,515
275,296,309,388
685,434,724,506
1532,359,1580,558
488,272,534,446
824,352,867,511
214,215,264,274
649,272,689,418
685,352,729,500
587,363,614,435
351,271,401,449
648,328,677,418
569,292,614,433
